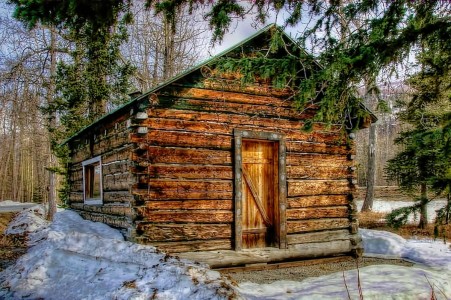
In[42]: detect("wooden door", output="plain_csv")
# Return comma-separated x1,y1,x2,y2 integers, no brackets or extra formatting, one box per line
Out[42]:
241,139,279,248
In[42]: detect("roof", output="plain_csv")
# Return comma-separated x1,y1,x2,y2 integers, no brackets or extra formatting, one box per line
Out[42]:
62,24,372,145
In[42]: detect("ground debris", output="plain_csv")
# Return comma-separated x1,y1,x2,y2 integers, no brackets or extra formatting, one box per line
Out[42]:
226,257,413,284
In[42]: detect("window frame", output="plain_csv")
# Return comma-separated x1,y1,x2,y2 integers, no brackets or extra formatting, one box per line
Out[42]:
82,156,103,205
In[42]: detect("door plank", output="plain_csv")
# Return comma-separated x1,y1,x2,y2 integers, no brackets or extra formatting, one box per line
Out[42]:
242,166,272,226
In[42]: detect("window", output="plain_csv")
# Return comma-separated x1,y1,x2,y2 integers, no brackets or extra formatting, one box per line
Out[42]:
82,156,103,205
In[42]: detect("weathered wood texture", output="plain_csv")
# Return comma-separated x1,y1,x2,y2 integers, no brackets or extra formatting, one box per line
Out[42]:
67,112,136,233
177,242,353,268
288,218,351,234
287,229,351,245
70,115,131,164
67,76,358,253
71,202,133,217
127,83,357,252
77,210,131,230
142,239,233,253
287,206,349,220
241,139,279,249
135,223,232,241
288,195,349,208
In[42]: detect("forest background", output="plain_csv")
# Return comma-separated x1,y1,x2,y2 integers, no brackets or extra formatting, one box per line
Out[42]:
0,0,448,222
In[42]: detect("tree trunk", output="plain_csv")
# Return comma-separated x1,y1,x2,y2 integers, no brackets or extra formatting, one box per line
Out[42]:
46,26,57,221
418,183,428,229
361,122,377,212
163,17,175,81
446,192,450,225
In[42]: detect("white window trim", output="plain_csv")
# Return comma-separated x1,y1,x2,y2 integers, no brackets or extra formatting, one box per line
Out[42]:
82,156,103,205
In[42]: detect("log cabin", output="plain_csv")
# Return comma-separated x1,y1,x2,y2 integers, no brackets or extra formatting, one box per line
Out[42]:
64,24,375,268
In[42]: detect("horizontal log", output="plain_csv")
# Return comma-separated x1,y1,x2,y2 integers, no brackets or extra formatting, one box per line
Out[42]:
288,195,349,208
156,95,316,120
93,130,131,157
69,191,134,204
102,161,131,176
136,223,232,241
103,173,134,191
70,181,83,192
286,141,350,155
286,153,351,167
287,131,345,146
134,188,233,201
139,238,232,253
287,218,350,234
143,179,233,191
77,211,131,229
146,118,233,135
71,203,133,217
201,79,296,98
137,209,233,223
288,180,351,196
71,146,91,164
287,206,349,220
143,118,341,145
288,240,352,257
101,145,134,164
287,229,351,245
150,109,341,133
69,117,131,163
143,200,233,210
167,86,293,107
144,165,233,180
178,244,352,269
103,191,134,203
132,131,231,150
287,165,350,180
69,192,84,203
133,131,350,154
69,166,83,182
132,147,232,165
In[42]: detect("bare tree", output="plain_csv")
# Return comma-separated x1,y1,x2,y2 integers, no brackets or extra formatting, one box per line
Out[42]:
124,1,209,91
0,3,67,208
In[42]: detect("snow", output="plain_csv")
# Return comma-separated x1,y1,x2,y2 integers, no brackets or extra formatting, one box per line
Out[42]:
4,205,50,237
0,200,37,206
0,200,21,206
1,206,450,299
357,199,447,223
0,208,237,300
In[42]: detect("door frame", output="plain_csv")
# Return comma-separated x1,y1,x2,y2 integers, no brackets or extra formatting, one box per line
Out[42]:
234,129,287,250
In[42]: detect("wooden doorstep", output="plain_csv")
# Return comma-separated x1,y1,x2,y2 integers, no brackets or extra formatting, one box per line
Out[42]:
177,240,353,269
216,255,353,273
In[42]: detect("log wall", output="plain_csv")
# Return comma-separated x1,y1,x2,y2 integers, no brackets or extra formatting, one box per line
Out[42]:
130,81,360,253
67,112,136,237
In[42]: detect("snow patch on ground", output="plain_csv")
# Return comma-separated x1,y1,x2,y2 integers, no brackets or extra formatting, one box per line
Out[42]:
0,207,238,300
356,199,447,223
360,229,407,257
1,206,451,299
237,265,449,300
5,205,49,237
0,200,24,206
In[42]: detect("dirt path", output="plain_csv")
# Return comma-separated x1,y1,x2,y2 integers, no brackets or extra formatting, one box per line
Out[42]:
224,257,413,284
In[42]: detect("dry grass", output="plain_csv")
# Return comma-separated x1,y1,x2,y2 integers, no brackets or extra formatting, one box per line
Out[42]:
358,211,451,242
0,212,27,271
0,213,15,231
358,211,387,229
